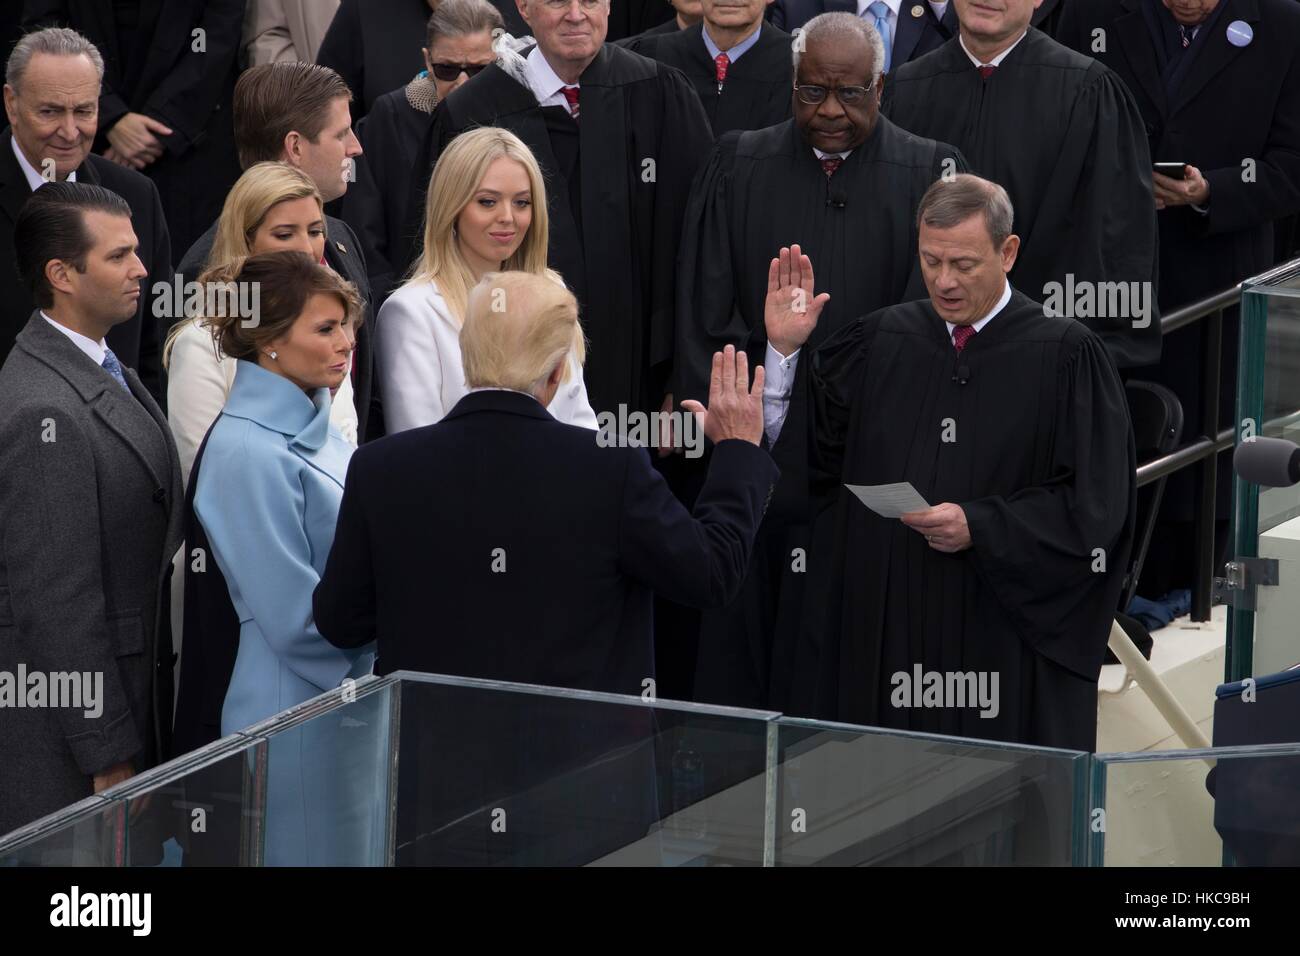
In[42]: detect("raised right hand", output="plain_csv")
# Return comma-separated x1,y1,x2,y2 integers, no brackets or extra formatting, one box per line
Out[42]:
764,243,830,357
681,345,765,447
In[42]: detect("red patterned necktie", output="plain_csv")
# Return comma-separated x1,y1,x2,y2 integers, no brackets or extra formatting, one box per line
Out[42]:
820,156,843,178
952,324,977,352
1178,24,1191,47
715,52,730,86
977,64,996,80
560,85,580,120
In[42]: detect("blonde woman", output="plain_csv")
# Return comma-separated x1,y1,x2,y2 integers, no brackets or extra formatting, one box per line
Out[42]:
377,127,597,432
165,162,359,486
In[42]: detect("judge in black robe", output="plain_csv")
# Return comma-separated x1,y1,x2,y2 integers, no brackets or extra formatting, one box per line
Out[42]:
883,11,1161,370
680,14,966,711
406,37,714,415
623,15,793,137
764,175,1135,751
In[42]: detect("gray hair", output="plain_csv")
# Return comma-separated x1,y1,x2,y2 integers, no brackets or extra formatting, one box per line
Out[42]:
792,12,886,86
6,27,105,92
916,174,1016,248
426,0,506,48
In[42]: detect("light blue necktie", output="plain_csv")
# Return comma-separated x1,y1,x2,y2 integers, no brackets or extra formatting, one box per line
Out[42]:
866,1,893,74
101,347,132,394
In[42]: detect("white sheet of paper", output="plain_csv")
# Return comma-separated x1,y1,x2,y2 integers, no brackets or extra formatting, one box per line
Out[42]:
845,482,931,519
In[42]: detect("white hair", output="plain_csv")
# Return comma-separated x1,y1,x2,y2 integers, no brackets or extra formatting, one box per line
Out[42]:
793,12,886,86
6,27,105,92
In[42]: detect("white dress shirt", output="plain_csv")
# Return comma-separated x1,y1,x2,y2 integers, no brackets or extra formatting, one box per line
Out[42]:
377,277,598,434
11,137,77,191
167,317,358,487
524,45,578,110
41,311,104,365
958,29,1028,69
761,281,1014,444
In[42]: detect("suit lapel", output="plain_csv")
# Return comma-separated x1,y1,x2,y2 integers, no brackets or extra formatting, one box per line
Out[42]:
0,130,35,229
892,3,928,67
1115,2,1168,116
1169,0,1256,117
124,363,184,557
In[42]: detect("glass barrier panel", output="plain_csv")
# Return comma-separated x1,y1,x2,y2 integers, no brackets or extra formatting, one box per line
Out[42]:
0,795,119,866
775,718,1088,866
1091,744,1300,866
1231,262,1300,681
387,673,777,866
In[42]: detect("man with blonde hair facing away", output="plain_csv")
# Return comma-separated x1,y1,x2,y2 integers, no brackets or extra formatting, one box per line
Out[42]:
316,270,777,692
315,270,776,865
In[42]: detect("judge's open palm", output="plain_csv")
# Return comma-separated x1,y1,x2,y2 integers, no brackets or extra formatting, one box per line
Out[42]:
681,345,765,447
765,244,830,357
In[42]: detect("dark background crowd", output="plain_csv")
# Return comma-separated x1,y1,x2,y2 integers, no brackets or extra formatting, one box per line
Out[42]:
0,0,1298,846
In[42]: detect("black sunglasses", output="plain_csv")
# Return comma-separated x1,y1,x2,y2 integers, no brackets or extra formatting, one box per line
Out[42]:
429,62,490,81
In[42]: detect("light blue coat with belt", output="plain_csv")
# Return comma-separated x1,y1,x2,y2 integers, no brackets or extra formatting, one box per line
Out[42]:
195,359,377,863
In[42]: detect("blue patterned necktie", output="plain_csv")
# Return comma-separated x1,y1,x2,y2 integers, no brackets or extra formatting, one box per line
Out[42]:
866,1,893,74
101,347,132,394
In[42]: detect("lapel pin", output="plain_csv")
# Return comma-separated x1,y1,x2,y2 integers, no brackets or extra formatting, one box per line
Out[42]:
911,4,924,15
1226,20,1253,47
336,241,347,254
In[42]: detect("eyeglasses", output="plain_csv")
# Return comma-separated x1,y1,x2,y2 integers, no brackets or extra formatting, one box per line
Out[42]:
793,81,876,106
429,62,491,82
541,0,606,10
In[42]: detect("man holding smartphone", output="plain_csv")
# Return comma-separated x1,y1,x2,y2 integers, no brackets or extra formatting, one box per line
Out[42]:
1058,0,1300,596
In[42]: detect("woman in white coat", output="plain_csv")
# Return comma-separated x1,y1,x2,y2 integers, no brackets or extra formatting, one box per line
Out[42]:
378,127,597,432
164,162,359,487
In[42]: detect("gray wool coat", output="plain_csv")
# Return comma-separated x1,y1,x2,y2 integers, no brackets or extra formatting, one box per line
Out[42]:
0,313,182,839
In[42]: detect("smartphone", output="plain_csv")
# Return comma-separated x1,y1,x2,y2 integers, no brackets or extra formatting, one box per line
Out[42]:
1154,162,1188,178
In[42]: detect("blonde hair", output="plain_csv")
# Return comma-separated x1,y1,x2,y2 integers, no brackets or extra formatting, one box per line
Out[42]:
163,162,324,366
461,272,581,396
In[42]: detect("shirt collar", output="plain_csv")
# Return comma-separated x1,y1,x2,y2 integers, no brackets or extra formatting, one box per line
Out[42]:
813,147,852,161
524,45,575,104
959,28,1028,68
944,280,1012,342
41,310,105,366
702,21,764,62
11,136,78,191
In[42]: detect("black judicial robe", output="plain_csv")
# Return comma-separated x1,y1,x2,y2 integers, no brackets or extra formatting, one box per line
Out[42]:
882,28,1161,369
342,84,431,308
623,22,794,137
679,117,966,711
406,44,714,415
793,291,1135,751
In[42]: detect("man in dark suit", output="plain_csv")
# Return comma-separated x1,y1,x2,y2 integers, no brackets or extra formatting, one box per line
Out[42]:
1058,0,1300,593
769,0,1065,57
314,271,777,695
0,182,183,843
1,28,172,402
175,62,381,441
770,0,958,66
23,0,245,257
314,271,774,865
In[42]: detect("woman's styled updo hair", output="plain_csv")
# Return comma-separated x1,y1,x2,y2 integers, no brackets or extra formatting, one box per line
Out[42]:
198,251,364,361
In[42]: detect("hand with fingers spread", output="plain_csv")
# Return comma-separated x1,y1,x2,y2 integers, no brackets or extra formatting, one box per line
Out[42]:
681,344,766,447
764,243,831,357
900,503,972,553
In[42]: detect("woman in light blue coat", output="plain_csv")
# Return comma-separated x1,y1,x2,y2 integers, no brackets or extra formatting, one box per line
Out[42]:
192,251,377,864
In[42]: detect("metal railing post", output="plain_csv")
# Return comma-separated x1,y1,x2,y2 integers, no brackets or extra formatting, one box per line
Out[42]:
1191,308,1223,621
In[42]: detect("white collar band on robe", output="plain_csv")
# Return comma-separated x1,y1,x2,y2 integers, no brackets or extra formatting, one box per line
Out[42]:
944,279,1012,343
959,29,1029,68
